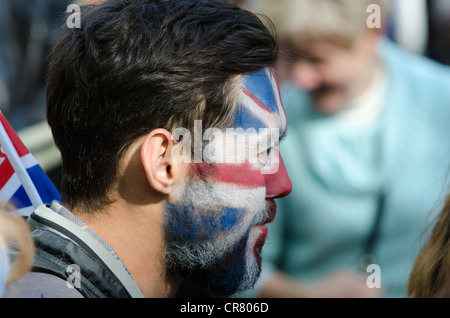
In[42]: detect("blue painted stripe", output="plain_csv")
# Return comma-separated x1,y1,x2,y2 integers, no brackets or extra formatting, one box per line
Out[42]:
242,69,279,113
165,203,244,244
233,104,267,130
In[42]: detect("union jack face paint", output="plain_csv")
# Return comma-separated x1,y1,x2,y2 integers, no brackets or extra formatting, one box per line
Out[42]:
239,68,287,131
202,67,292,197
163,68,292,297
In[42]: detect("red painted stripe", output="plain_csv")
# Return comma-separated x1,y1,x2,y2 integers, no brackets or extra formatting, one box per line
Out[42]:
241,86,273,114
192,162,265,189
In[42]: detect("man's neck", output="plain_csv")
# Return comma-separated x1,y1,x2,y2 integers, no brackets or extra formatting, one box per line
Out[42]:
72,200,180,297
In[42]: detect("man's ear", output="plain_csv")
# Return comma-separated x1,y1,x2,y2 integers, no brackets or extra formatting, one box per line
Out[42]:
141,129,179,195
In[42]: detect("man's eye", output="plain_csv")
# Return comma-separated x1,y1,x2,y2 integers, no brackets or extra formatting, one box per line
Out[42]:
257,148,272,166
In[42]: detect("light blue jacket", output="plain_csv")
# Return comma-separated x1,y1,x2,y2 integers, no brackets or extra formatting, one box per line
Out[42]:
244,39,450,298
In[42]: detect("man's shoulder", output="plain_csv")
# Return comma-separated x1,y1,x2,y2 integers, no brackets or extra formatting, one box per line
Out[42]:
4,272,84,298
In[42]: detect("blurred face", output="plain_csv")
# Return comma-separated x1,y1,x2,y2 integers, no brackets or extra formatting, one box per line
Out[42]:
280,33,379,114
163,68,292,297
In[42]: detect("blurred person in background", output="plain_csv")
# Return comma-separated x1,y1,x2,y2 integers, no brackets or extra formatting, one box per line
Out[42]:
234,0,450,298
0,0,72,130
0,206,34,297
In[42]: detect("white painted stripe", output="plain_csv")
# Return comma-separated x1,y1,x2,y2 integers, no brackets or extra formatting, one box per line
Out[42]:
268,68,287,131
239,89,283,132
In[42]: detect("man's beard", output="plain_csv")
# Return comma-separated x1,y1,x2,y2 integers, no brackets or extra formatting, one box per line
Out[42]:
162,175,268,297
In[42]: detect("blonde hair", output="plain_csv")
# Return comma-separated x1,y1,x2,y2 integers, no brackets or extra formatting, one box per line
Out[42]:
0,206,34,285
246,0,389,48
408,194,450,297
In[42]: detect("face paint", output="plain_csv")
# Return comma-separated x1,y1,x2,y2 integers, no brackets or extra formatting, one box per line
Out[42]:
163,68,292,297
0,242,10,298
163,175,268,296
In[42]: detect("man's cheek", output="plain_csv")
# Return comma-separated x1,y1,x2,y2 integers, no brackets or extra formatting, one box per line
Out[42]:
209,163,265,189
164,202,245,244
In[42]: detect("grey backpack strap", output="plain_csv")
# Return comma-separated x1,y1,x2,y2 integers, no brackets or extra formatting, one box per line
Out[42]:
28,207,144,298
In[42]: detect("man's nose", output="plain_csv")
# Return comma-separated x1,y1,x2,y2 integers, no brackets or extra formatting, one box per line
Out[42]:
264,155,292,199
291,61,322,91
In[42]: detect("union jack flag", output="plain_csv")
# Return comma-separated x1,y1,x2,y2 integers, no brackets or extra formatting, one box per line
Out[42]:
0,112,60,216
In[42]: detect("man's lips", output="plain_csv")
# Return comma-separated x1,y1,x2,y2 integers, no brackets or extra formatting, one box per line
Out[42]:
253,200,276,263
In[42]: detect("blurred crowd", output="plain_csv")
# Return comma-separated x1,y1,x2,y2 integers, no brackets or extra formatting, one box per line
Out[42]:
0,0,73,130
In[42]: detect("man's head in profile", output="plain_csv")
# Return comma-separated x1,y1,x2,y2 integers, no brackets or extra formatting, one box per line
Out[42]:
47,0,292,297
